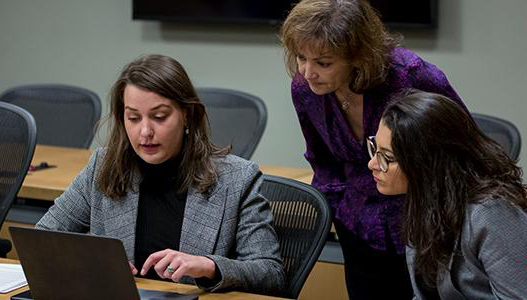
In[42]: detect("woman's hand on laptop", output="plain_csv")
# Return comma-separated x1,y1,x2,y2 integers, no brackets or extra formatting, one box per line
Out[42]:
140,249,216,282
128,262,138,275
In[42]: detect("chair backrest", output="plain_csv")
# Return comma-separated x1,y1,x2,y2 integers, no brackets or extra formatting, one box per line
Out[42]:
261,175,331,299
0,102,37,226
196,88,267,159
0,84,101,149
472,113,522,160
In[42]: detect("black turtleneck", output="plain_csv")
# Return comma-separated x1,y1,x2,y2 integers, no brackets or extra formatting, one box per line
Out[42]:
134,157,187,280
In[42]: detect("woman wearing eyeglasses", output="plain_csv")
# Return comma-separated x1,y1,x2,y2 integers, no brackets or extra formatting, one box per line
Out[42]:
280,0,469,298
367,90,527,299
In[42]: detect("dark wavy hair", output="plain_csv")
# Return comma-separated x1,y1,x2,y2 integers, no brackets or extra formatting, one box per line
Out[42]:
382,90,527,286
98,54,229,198
280,0,400,93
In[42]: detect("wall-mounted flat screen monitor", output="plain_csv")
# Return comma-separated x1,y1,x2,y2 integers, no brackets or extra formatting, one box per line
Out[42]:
133,0,438,28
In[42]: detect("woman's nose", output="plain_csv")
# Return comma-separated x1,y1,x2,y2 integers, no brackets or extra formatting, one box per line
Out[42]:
367,155,379,171
304,62,317,80
140,122,153,137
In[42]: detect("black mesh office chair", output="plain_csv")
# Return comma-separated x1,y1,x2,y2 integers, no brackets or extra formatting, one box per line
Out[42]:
196,88,267,159
472,113,522,160
261,175,331,299
0,102,37,257
0,84,101,149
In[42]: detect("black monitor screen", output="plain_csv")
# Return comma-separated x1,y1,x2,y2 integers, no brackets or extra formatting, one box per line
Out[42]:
133,0,438,28
370,0,437,27
133,0,293,24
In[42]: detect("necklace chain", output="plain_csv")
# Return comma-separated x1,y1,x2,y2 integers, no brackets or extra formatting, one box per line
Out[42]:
340,92,356,112
341,100,350,111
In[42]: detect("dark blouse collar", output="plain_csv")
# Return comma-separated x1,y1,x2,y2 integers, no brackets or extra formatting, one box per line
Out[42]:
138,156,181,185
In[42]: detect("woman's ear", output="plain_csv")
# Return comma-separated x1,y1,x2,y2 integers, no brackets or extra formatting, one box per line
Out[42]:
348,66,360,91
182,109,189,134
182,108,188,127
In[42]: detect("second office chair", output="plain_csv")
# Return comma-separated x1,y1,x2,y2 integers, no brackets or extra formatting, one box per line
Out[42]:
0,84,101,149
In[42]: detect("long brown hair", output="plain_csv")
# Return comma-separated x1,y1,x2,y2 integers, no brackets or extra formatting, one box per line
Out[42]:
98,54,229,198
280,0,400,93
382,90,527,286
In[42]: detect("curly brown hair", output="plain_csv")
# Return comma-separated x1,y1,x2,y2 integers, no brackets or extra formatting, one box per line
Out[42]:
280,0,400,93
98,54,229,198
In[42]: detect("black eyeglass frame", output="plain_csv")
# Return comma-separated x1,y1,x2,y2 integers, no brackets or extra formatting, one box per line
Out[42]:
366,136,396,173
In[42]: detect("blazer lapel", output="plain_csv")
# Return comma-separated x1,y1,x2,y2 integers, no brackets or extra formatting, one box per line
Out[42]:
103,174,140,263
180,184,226,256
438,236,466,300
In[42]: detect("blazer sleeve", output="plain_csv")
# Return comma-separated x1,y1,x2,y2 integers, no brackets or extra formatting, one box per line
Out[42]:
198,162,286,295
465,200,527,299
35,148,102,232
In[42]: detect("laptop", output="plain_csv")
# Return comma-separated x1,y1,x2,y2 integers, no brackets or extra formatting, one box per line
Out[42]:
9,227,198,300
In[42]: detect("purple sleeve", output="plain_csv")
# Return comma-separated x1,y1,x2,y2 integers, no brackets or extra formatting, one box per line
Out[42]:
292,92,325,163
291,77,342,187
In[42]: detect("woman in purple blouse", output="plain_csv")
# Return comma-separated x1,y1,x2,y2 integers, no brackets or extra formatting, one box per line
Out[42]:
280,0,468,299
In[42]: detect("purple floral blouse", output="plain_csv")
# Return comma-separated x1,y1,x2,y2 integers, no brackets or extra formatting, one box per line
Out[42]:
291,48,467,254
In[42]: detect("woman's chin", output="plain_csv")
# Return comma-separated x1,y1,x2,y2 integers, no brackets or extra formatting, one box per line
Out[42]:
376,183,394,196
376,184,407,196
308,84,330,96
138,152,167,165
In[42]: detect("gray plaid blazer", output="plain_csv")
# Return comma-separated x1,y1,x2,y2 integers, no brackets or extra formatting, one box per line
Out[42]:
36,148,286,295
407,199,527,299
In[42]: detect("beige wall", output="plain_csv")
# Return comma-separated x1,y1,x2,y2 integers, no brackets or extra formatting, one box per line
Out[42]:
1,0,526,170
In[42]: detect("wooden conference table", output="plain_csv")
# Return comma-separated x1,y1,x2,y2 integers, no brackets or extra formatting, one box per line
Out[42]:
0,259,287,300
19,145,314,202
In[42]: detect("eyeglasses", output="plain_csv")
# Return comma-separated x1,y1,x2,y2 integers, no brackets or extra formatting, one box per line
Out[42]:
367,136,396,173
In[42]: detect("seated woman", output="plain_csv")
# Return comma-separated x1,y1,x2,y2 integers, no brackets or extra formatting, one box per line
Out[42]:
366,90,527,299
36,54,286,295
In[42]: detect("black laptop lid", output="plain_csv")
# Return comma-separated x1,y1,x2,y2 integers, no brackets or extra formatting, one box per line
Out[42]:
9,227,140,300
